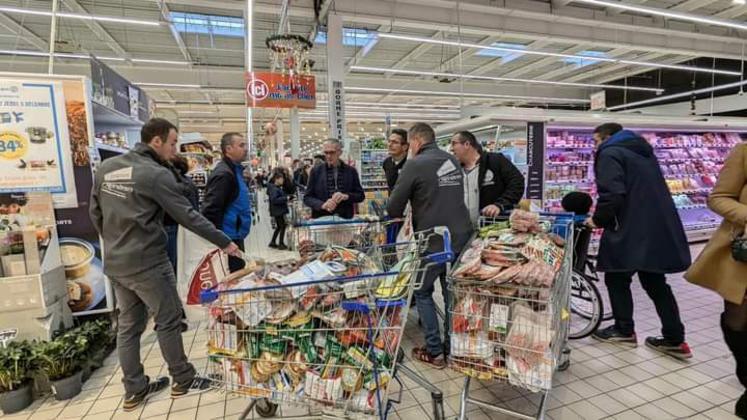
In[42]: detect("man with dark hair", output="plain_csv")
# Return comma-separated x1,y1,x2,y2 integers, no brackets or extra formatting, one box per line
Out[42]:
450,130,525,226
313,153,325,167
382,128,408,192
588,123,692,360
303,138,364,219
388,122,473,367
90,118,240,410
202,132,251,273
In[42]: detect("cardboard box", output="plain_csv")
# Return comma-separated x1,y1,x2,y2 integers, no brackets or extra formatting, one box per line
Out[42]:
23,229,41,275
2,254,26,277
0,297,72,341
0,265,66,312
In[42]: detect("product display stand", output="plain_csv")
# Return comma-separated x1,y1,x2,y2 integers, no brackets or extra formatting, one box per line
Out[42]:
359,148,389,216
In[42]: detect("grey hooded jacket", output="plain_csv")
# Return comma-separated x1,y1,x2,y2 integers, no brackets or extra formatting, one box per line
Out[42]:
90,143,232,277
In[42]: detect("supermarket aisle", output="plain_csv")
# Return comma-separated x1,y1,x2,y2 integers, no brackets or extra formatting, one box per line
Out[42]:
1,237,744,419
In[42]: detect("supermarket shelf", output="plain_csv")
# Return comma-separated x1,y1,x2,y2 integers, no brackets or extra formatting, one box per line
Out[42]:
677,204,708,210
546,145,595,150
546,161,593,166
665,173,719,179
546,179,594,185
652,144,739,150
658,158,725,163
670,188,712,194
95,142,129,154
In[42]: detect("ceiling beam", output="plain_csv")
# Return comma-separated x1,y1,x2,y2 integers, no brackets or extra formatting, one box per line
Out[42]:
430,35,503,75
0,13,47,51
383,31,444,79
593,55,693,84
712,5,747,19
60,0,130,60
563,52,671,83
469,41,557,77
156,0,193,65
533,47,631,81
345,24,391,74
669,0,721,12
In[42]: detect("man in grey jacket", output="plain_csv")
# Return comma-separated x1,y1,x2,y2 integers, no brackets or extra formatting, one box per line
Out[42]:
90,118,240,411
387,122,473,368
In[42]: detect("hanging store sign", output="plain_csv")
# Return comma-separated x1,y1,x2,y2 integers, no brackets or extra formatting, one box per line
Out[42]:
329,80,346,141
245,72,316,109
590,91,606,111
526,122,545,200
0,79,77,207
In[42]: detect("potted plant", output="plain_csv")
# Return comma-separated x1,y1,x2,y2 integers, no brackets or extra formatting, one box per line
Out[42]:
34,332,88,400
0,341,37,414
77,320,114,380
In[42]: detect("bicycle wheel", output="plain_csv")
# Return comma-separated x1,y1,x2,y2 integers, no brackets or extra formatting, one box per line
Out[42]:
569,271,603,339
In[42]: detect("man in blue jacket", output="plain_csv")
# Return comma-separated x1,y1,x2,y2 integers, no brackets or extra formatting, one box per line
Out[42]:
202,132,251,272
303,139,364,219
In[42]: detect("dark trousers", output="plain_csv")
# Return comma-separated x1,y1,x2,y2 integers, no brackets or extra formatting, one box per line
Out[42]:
111,261,195,396
227,239,245,273
605,271,686,344
722,298,747,388
164,224,178,271
271,215,287,246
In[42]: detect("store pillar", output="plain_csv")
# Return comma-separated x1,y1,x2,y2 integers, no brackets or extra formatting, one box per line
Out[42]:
290,107,300,159
326,14,347,152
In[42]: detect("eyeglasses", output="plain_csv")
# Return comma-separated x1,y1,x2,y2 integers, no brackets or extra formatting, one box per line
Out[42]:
323,150,338,155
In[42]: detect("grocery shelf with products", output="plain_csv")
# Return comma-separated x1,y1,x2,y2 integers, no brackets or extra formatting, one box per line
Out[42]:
359,147,389,216
179,134,216,207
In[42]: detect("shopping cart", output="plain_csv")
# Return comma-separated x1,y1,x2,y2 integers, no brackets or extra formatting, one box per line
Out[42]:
448,212,573,420
291,217,389,257
200,224,454,420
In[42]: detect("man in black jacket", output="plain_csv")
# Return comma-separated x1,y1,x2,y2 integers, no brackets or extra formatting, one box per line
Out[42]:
202,132,251,273
450,131,525,226
588,123,692,360
382,128,408,192
388,123,473,368
303,139,364,219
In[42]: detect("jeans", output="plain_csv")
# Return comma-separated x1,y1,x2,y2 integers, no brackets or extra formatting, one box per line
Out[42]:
605,271,686,344
110,261,196,396
228,239,245,273
415,262,450,356
271,215,287,246
164,224,178,271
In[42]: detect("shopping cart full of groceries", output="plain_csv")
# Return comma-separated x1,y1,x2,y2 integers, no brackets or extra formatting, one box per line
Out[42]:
447,210,573,420
199,223,454,420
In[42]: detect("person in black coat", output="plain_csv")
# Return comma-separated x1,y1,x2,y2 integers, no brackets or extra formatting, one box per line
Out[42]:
267,171,289,250
303,139,365,219
450,131,525,225
588,123,692,359
382,128,408,192
163,155,199,270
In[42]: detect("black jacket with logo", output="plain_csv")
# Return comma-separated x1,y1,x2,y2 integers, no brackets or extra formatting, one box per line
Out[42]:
477,151,525,211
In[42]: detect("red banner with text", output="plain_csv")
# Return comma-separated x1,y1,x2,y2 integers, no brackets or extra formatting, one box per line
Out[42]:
245,72,316,109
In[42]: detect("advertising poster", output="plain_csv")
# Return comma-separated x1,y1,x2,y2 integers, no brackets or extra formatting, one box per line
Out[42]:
526,122,545,200
245,71,316,109
53,79,111,315
0,79,77,208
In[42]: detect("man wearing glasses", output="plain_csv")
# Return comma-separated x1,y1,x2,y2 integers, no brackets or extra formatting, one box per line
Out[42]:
382,128,409,192
303,138,365,219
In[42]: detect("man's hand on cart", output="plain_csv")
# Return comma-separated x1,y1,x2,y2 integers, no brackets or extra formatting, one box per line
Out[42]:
584,217,597,229
481,204,502,218
322,199,338,212
332,192,349,203
222,242,242,257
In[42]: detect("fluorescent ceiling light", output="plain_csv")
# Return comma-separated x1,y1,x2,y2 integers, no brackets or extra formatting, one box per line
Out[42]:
136,82,202,88
572,0,747,31
377,33,742,76
734,0,746,4
0,49,88,59
608,79,747,110
0,6,161,26
346,86,590,104
131,58,189,65
351,65,663,93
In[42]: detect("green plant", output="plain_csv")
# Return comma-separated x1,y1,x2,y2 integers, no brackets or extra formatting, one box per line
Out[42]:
76,319,114,355
0,341,37,392
34,333,88,381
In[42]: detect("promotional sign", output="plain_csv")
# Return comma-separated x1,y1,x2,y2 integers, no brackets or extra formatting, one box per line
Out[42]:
90,58,150,122
245,72,316,109
186,248,226,305
526,122,545,200
329,80,346,141
590,91,606,111
0,79,77,208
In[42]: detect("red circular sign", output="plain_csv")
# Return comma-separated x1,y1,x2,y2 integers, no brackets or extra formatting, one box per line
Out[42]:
247,79,269,101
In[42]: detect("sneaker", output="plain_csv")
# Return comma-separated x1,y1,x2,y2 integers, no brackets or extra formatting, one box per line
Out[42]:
591,325,638,347
412,347,446,369
277,244,288,250
171,375,214,398
645,336,693,360
736,391,746,419
123,376,169,412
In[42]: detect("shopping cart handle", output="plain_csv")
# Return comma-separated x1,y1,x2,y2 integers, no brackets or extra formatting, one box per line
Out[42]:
200,289,220,304
427,227,453,264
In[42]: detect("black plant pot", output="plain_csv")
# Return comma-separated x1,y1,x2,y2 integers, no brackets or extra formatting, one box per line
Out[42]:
0,382,33,414
50,371,82,401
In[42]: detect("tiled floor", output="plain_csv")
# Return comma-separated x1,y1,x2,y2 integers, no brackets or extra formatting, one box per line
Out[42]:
2,192,743,419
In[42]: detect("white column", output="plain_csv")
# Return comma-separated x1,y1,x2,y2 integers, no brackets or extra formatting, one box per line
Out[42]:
276,119,285,166
48,0,59,74
244,0,254,156
290,107,301,159
325,14,347,151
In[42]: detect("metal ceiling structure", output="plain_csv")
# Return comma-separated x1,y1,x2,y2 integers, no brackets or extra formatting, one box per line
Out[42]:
0,0,745,148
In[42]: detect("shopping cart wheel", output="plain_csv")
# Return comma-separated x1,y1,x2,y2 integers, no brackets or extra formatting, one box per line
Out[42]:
557,348,571,371
255,399,278,418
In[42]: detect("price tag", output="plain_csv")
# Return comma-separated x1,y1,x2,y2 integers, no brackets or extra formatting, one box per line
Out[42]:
0,131,28,160
489,304,509,334
0,328,18,348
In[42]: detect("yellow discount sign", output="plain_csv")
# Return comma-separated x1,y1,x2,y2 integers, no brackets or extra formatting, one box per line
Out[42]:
0,131,28,160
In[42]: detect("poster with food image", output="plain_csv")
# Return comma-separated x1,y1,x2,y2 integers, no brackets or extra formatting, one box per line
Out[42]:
0,79,77,208
0,192,56,278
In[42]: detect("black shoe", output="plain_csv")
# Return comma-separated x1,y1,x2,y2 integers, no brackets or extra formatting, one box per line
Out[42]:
277,244,288,250
591,325,637,347
123,376,169,412
645,336,693,360
268,243,278,249
171,375,213,398
736,392,747,419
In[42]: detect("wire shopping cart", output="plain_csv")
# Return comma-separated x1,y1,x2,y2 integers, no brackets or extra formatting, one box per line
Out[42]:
448,212,573,420
291,217,389,257
200,224,454,420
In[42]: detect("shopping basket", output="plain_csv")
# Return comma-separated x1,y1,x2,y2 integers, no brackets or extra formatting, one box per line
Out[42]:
200,225,454,420
448,212,573,420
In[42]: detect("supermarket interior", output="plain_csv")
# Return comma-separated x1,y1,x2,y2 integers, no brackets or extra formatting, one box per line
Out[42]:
0,0,747,419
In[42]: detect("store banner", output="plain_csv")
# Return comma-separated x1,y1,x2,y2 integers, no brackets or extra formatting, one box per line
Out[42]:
329,80,346,141
526,122,545,200
0,78,77,208
590,91,606,111
245,72,316,109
